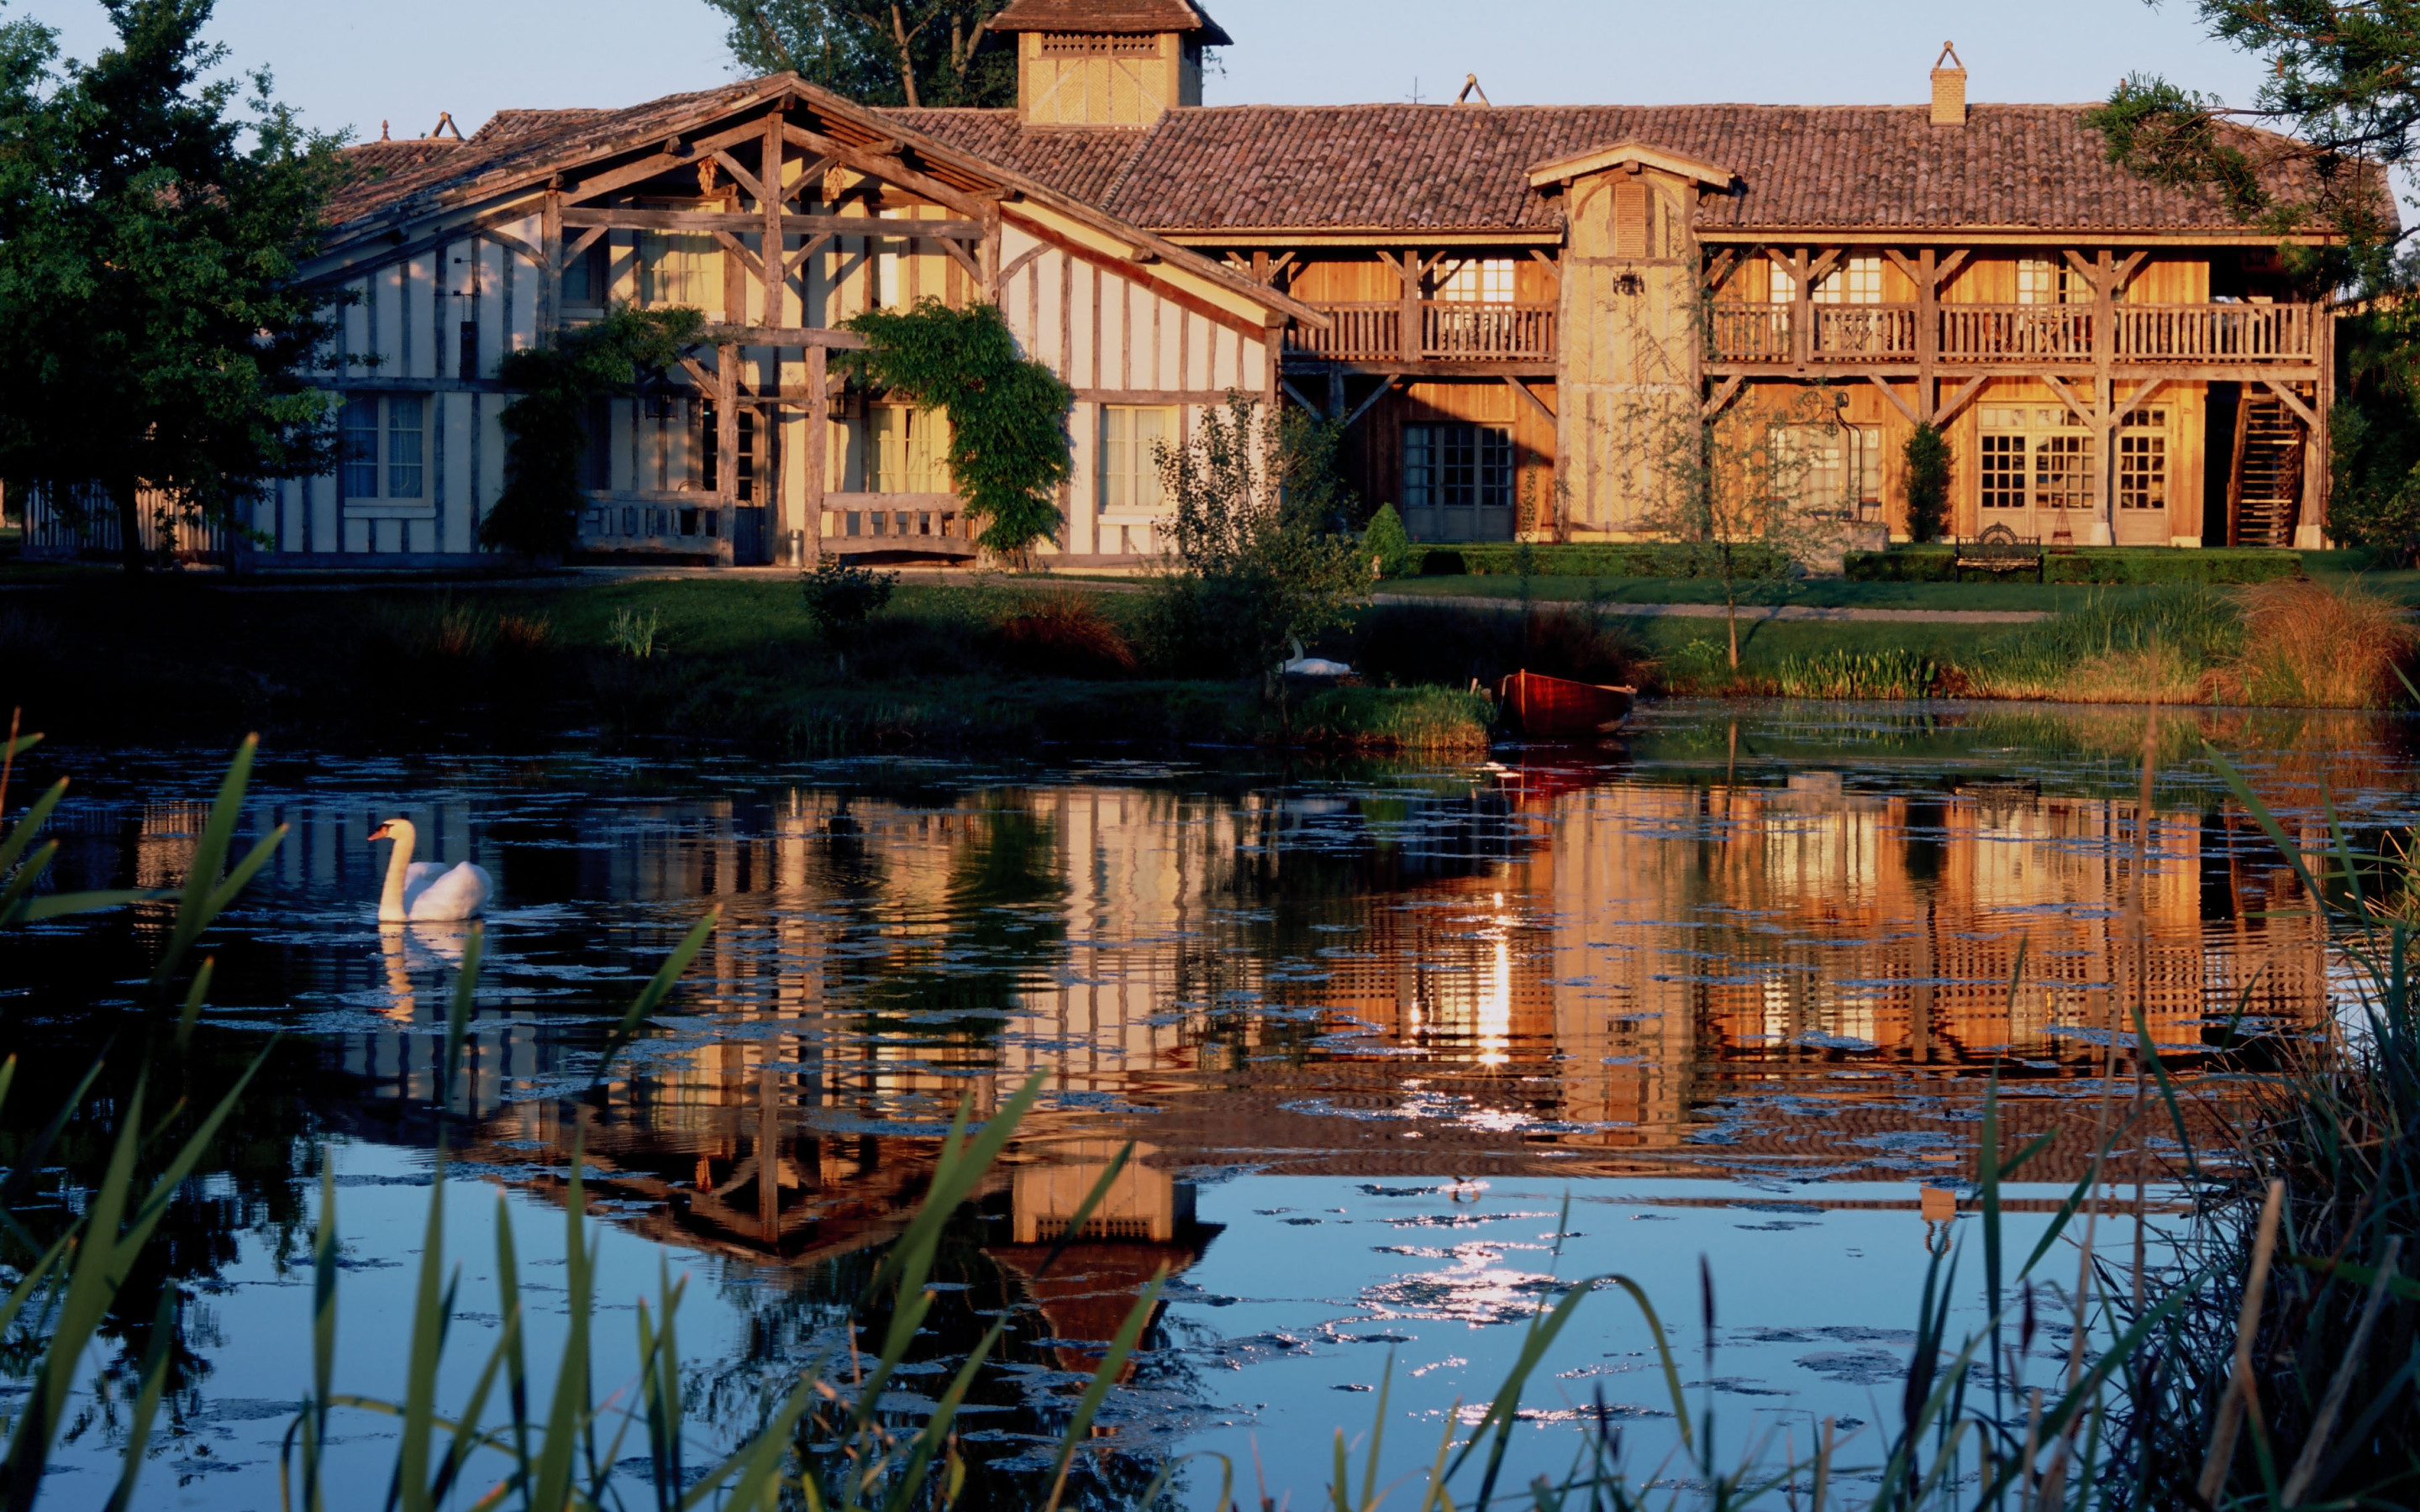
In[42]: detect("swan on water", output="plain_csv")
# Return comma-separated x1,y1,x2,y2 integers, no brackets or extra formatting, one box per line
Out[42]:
1281,635,1354,680
369,817,494,922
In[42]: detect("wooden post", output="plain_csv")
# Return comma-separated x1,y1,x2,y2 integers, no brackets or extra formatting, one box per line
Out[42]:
1791,248,1812,370
980,199,1002,304
2305,313,2334,546
1400,249,1424,365
2093,248,2116,541
716,341,739,565
1917,247,1938,423
760,112,784,328
540,190,564,342
803,344,827,567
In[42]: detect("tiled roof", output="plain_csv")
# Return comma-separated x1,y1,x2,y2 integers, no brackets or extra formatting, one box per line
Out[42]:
903,102,2381,237
326,84,763,225
986,0,1231,44
880,109,1146,203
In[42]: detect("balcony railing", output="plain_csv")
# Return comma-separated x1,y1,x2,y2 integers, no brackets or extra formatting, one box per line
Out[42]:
1288,301,1556,363
1708,301,2319,366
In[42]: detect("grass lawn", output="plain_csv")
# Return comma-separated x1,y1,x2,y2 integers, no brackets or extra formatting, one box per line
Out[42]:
1374,575,2160,613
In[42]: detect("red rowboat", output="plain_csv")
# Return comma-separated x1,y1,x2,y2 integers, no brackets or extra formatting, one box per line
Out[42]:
1495,669,1636,739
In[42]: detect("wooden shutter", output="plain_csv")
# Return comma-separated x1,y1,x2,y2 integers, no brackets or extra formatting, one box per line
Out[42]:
1612,181,1649,260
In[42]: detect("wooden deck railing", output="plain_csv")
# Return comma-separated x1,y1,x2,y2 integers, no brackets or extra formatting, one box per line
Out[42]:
1288,302,1555,362
1707,301,2319,366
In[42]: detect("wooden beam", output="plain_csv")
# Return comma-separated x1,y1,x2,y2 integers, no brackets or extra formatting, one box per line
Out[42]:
1528,248,1562,292
711,229,765,282
1502,375,1555,423
1702,248,1738,292
780,122,987,218
482,227,545,270
710,147,771,206
715,340,739,564
2042,372,2099,428
698,324,869,349
2262,378,2319,430
564,224,608,263
934,229,984,286
2112,377,2172,426
677,354,716,391
1867,375,1921,426
566,151,691,204
1883,249,1923,290
1703,375,1745,417
1280,378,1326,416
1804,248,1844,288
1934,375,1988,426
997,243,1047,286
782,232,834,278
760,113,784,328
1342,376,1399,430
1934,249,1970,287
540,189,563,339
562,207,986,239
802,344,826,566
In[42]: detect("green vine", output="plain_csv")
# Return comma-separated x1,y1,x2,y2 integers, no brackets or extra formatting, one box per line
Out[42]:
484,305,707,557
841,298,1074,558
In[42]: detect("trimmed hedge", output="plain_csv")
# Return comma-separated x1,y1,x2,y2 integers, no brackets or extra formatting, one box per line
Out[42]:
1424,542,1793,579
1844,546,2306,585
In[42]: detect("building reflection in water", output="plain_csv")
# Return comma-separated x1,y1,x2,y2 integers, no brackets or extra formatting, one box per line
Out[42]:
29,714,2365,1477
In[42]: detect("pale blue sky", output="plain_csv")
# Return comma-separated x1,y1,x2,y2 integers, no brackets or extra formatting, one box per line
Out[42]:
25,0,2275,144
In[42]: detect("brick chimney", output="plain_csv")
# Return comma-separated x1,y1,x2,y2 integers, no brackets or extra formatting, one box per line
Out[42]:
1930,42,1967,126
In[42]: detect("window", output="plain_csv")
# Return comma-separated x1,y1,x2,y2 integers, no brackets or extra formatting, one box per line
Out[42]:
340,395,380,498
1812,256,1884,306
1101,406,1172,513
2017,259,2115,305
2119,411,2169,511
1778,425,1882,513
340,393,425,501
699,402,756,500
561,241,608,307
1980,405,2096,515
1435,258,1516,304
386,395,424,498
639,228,718,307
867,407,950,493
1404,424,1512,511
583,396,613,491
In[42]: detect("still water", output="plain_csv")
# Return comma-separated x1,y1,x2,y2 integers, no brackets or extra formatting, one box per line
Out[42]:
7,701,2404,1508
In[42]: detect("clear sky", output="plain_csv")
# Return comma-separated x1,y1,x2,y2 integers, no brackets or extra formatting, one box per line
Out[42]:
25,0,2279,145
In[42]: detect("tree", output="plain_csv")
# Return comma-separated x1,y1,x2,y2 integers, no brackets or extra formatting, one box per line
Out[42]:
1628,389,1837,672
706,0,1015,108
1139,396,1366,680
2089,1,2417,291
1903,423,1953,543
484,306,706,558
841,298,1073,559
0,0,347,573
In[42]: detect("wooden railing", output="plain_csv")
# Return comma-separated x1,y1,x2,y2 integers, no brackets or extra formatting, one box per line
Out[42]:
2113,302,2316,361
1708,304,1792,362
1287,302,1402,362
1938,307,2096,363
1422,302,1557,360
1288,302,1555,362
1707,301,2317,366
1814,305,1919,359
821,493,976,557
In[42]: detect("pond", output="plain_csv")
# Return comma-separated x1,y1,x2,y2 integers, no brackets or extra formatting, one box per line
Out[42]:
6,700,2408,1509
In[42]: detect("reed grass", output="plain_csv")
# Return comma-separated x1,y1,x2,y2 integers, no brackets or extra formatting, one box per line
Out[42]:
1773,648,1955,700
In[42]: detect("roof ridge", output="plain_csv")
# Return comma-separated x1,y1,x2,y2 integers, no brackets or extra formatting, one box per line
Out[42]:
1165,100,2102,113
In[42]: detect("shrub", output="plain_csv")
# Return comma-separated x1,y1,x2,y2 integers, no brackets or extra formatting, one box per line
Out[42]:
1903,422,1953,543
991,591,1138,677
802,555,898,648
1444,541,1793,579
1845,546,2306,585
1971,583,2245,702
1362,503,1416,578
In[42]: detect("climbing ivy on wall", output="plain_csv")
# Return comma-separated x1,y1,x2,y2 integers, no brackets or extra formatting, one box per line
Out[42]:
484,306,707,558
841,298,1074,559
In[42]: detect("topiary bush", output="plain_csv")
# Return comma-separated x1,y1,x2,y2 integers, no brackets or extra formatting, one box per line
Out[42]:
1362,503,1416,579
1903,423,1953,543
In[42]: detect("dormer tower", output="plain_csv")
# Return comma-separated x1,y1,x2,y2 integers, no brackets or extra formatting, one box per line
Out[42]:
988,0,1230,126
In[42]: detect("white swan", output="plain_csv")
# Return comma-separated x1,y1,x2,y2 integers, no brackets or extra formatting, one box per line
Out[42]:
369,817,493,922
1281,635,1355,679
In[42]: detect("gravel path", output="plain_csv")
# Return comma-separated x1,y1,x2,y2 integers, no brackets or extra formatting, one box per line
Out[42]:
1370,593,2053,624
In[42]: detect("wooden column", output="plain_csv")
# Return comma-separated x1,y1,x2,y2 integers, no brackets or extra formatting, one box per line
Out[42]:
760,113,785,328
979,200,1002,304
1791,248,1812,370
715,341,739,565
1917,247,1938,423
540,190,564,341
1400,249,1425,365
802,345,827,567
2093,249,2116,539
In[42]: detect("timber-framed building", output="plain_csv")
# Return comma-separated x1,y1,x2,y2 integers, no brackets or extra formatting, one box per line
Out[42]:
25,1,2372,564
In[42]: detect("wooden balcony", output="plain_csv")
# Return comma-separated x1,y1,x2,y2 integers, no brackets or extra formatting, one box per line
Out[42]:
1288,301,1557,365
1709,301,2321,370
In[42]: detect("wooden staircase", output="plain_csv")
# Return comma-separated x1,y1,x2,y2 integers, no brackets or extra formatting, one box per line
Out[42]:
2228,396,2306,547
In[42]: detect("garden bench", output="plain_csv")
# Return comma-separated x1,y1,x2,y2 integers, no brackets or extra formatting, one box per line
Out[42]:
1954,523,2044,578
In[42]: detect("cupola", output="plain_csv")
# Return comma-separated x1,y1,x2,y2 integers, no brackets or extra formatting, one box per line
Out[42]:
986,0,1230,125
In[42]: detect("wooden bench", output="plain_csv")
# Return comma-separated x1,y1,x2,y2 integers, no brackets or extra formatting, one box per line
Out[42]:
1954,522,2044,578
